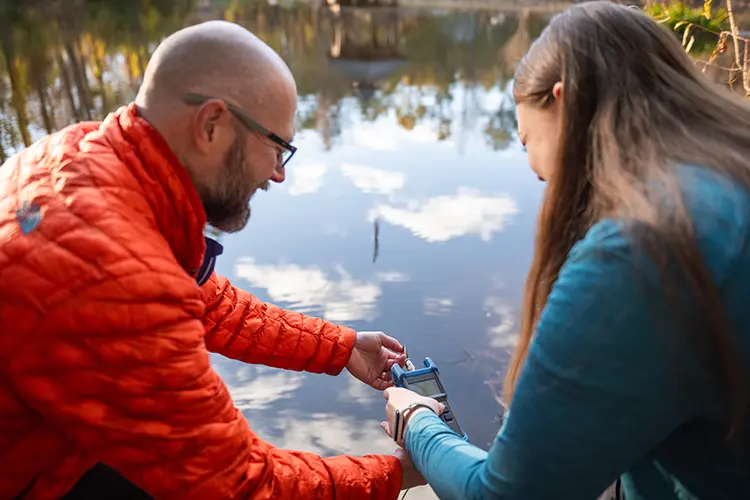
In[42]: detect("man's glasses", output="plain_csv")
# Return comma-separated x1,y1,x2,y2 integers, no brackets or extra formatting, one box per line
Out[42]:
183,93,296,169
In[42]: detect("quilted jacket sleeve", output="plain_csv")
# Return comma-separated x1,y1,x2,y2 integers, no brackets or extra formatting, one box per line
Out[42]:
201,272,357,375
8,236,401,499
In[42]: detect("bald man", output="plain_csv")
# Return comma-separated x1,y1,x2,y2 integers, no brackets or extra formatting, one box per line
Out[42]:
0,21,423,499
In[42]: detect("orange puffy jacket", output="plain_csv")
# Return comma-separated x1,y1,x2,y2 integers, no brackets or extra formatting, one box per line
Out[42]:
0,104,401,499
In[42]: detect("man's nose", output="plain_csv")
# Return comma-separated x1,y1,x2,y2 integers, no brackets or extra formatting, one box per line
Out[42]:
270,167,285,183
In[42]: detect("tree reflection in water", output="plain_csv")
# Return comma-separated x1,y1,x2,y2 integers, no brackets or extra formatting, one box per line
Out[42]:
0,0,554,162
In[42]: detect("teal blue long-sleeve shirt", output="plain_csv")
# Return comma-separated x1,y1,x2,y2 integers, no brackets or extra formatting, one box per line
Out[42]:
405,166,750,499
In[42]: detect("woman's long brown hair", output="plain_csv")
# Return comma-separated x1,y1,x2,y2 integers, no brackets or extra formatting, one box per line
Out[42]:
504,1,750,440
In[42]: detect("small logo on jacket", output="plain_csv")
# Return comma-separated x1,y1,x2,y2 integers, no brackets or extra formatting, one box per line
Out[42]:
16,200,41,234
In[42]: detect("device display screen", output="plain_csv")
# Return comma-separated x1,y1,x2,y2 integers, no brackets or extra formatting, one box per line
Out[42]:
406,377,442,397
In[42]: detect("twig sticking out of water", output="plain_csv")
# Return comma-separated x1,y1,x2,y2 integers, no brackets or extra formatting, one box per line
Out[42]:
372,218,380,264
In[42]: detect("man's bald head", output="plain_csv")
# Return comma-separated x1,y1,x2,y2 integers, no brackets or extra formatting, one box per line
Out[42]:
136,21,298,233
137,20,295,112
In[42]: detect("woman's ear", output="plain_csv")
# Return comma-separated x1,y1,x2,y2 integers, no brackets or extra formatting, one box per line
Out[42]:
552,81,563,101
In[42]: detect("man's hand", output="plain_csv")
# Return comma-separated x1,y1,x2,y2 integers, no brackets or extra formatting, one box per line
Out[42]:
346,331,407,390
394,447,427,490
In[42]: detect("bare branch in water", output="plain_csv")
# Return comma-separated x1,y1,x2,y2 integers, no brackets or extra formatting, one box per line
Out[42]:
725,0,750,95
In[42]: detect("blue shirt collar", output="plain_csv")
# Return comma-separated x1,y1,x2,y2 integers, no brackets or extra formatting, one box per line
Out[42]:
196,236,224,286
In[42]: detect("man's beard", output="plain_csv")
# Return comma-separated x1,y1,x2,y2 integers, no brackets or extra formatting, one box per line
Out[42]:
200,127,269,233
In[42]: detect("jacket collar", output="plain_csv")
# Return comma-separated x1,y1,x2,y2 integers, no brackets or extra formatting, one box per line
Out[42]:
105,103,209,278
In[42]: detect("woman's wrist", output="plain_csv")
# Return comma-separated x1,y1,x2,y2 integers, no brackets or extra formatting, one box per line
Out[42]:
400,403,437,441
403,407,441,449
384,388,444,445
404,406,433,426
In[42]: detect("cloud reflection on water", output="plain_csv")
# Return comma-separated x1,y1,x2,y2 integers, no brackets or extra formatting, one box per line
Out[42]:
288,161,329,196
484,296,517,349
350,118,439,151
341,163,406,195
423,297,455,316
368,187,519,243
235,259,409,322
225,366,305,412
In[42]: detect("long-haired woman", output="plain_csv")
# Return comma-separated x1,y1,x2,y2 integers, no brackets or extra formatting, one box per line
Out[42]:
382,2,750,498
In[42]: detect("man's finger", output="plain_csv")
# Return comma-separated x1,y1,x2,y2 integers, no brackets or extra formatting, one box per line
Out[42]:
384,353,405,370
385,351,407,365
375,370,394,390
378,333,403,353
373,379,393,391
395,353,406,367
384,359,396,372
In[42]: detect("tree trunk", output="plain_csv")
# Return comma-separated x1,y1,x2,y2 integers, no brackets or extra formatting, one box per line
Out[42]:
33,69,55,134
0,29,32,147
58,6,92,120
63,39,92,119
56,51,82,122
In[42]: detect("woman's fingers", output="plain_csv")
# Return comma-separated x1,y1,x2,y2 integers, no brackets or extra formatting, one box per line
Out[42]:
381,420,391,436
382,420,407,448
383,386,395,400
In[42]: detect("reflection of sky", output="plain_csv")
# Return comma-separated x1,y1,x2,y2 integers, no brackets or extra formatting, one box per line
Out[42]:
341,163,406,195
234,259,408,322
484,296,518,348
368,187,518,243
210,79,544,496
227,365,305,411
424,296,454,316
349,119,438,151
288,161,328,196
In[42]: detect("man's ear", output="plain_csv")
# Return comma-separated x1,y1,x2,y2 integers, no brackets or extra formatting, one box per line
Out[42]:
192,101,232,153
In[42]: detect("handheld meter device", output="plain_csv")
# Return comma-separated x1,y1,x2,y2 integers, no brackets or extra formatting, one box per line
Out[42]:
390,352,468,440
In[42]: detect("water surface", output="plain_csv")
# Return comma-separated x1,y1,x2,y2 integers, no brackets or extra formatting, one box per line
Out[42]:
1,1,553,497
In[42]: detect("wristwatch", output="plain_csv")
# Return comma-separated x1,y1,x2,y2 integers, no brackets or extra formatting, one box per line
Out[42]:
393,402,435,444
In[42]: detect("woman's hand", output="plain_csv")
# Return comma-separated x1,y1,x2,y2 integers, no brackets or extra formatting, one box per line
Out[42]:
382,387,444,446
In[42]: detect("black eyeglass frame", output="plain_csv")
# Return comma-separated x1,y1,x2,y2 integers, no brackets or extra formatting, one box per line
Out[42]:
183,93,297,168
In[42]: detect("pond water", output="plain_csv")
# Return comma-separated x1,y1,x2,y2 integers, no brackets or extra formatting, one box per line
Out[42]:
1,1,555,497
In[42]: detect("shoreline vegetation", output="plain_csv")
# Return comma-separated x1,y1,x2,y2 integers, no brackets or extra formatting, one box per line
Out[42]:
646,0,750,95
